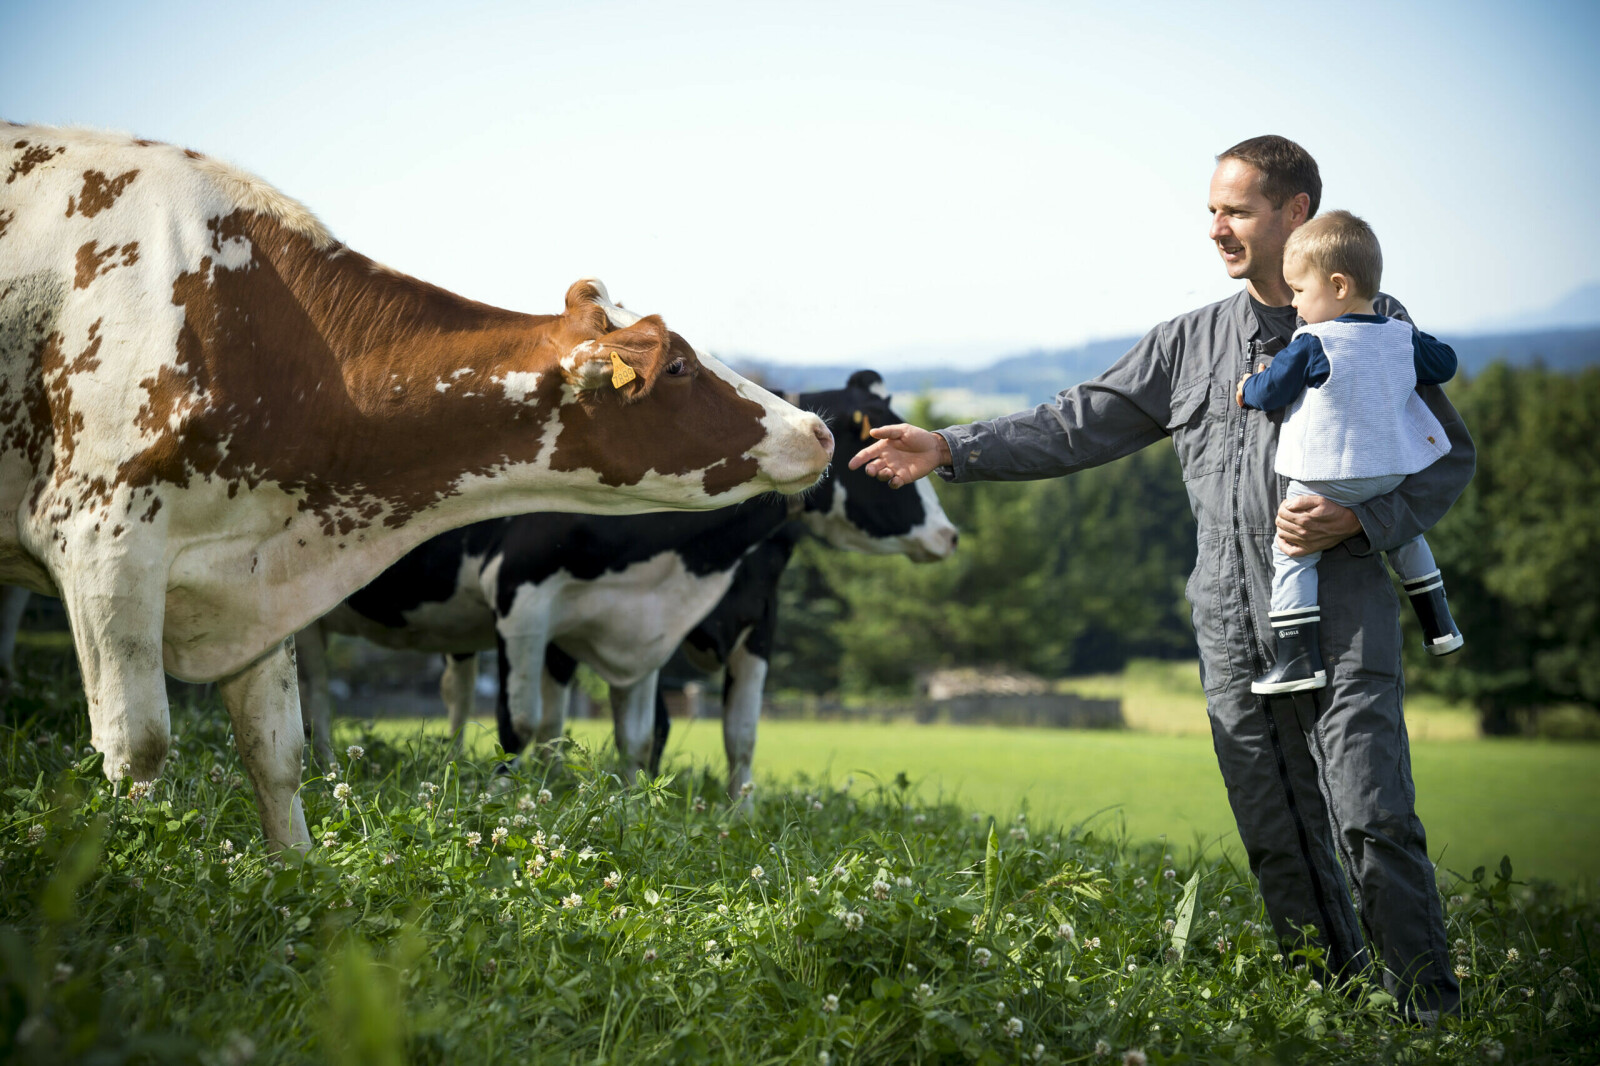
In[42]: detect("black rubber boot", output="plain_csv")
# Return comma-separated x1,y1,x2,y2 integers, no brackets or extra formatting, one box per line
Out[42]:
1402,571,1464,656
1252,609,1328,695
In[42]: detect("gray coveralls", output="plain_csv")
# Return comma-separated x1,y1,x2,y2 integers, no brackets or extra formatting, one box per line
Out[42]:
937,289,1471,1013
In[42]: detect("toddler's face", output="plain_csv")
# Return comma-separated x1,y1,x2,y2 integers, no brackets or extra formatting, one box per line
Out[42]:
1283,255,1347,324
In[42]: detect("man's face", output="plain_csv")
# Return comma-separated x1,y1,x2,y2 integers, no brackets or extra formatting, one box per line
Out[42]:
1207,158,1303,294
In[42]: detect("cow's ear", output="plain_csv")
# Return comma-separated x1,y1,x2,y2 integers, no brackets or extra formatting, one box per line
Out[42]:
562,316,669,397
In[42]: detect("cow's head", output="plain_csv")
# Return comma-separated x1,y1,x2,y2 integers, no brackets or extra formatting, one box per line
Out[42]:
532,280,833,504
796,370,959,562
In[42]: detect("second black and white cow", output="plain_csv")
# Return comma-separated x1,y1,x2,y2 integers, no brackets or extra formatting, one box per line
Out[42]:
300,372,958,793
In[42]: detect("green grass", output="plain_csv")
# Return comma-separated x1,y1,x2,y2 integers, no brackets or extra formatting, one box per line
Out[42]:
5,662,1600,1064
423,714,1600,890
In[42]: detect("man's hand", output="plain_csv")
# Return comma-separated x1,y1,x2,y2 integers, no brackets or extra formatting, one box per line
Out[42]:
846,424,951,489
1276,494,1363,556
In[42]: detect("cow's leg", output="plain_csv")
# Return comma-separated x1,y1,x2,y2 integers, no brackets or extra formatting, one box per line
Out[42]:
611,670,660,785
295,620,335,770
649,686,670,777
0,586,30,687
496,628,548,755
219,637,311,851
57,556,171,786
534,662,570,748
723,636,770,806
441,652,478,749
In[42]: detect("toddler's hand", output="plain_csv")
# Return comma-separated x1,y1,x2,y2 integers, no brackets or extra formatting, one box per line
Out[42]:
1235,372,1250,407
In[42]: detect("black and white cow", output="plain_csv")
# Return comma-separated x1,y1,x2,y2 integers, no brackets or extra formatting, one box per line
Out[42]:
300,372,958,794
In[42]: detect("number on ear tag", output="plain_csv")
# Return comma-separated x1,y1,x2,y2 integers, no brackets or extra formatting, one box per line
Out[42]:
610,351,637,389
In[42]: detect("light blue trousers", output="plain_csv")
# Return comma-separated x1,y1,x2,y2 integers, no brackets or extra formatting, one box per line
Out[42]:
1272,475,1439,614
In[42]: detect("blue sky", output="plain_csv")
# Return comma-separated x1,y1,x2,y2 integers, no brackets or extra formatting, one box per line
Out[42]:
4,0,1597,368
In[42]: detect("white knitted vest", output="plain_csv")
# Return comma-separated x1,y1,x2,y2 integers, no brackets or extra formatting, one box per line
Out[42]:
1274,317,1450,480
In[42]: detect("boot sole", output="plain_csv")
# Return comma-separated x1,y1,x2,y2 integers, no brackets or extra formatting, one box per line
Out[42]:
1426,633,1464,656
1251,672,1327,695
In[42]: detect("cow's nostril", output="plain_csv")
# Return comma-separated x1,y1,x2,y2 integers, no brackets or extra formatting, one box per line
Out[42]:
812,420,835,459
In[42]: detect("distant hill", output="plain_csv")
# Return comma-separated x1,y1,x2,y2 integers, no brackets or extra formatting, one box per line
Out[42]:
737,325,1600,410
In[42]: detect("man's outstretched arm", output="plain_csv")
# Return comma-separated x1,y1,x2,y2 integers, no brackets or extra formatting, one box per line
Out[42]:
850,323,1183,489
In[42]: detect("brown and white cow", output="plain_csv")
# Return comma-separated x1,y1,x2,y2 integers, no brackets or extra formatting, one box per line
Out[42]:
0,123,832,848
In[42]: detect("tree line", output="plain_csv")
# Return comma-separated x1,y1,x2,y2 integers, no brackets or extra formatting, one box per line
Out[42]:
768,363,1600,734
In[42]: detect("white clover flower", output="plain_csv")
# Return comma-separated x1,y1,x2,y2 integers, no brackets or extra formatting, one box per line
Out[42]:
278,906,291,920
1506,947,1520,962
739,780,755,797
831,865,849,881
562,893,583,908
914,982,932,1003
749,865,765,881
717,903,729,916
605,871,621,889
1122,1050,1147,1066
692,796,708,812
1162,868,1176,881
324,767,338,782
643,948,657,962
1454,963,1470,979
812,800,825,812
221,839,235,855
320,831,337,848
821,993,839,1014
209,765,225,784
537,789,553,805
26,824,46,846
1215,937,1231,953
382,851,396,865
1033,1044,1046,1061
611,905,628,920
492,827,509,847
871,880,890,901
705,939,719,953
346,745,364,761
1222,894,1232,905
1085,937,1101,950
590,816,600,827
1057,923,1075,942
465,831,482,850
53,962,73,983
843,911,864,932
1005,1017,1024,1039
973,947,993,968
128,780,155,803
896,875,913,889
1162,919,1175,934
1094,1039,1111,1058
1126,961,1138,974
818,1052,831,1066
1481,1039,1505,1063
551,845,567,860
525,855,547,878
1307,979,1322,993
333,782,352,804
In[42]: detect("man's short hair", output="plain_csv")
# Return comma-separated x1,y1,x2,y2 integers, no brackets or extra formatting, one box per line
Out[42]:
1217,135,1322,219
1284,210,1383,299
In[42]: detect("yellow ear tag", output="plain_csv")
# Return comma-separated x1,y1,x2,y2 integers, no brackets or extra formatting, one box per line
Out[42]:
859,414,873,440
609,351,636,389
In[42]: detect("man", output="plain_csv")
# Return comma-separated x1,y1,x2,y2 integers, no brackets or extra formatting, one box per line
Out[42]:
850,135,1469,1020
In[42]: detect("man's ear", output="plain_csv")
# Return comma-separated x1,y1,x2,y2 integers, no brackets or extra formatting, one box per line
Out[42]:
1288,191,1311,226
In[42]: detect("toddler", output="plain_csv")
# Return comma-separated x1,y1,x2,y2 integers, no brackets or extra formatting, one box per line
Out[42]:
1237,210,1464,694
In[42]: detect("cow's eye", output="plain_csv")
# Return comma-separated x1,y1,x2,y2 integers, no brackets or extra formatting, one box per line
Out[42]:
665,358,688,376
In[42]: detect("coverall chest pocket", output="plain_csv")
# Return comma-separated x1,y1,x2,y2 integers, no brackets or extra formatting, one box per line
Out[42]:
1168,377,1231,482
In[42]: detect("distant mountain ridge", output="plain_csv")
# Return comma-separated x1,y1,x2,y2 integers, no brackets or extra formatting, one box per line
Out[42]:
737,325,1600,410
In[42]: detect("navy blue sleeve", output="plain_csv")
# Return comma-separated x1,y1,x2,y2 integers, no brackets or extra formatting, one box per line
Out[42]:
1413,331,1457,386
1241,334,1328,411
